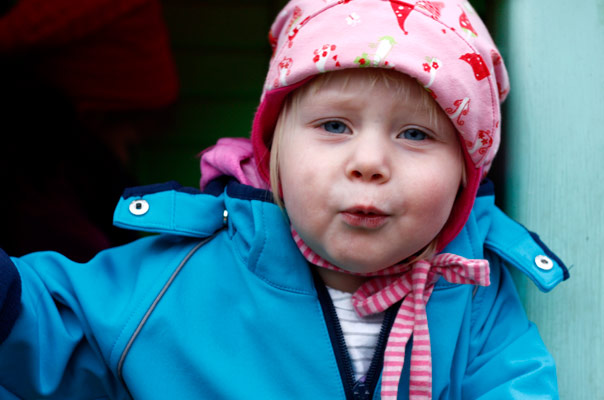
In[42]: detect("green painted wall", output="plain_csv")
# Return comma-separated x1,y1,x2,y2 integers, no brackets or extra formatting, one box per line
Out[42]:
495,0,604,398
134,0,285,187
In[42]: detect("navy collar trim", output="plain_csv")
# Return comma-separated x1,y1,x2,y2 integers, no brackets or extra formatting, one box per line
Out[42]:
205,177,275,203
121,181,201,199
477,179,495,197
121,179,275,204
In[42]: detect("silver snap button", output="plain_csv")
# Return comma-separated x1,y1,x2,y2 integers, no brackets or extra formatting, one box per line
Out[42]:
535,255,553,271
129,199,149,216
223,210,229,224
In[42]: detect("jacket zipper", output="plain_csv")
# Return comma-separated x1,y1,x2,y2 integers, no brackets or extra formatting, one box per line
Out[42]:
352,303,398,399
313,270,399,400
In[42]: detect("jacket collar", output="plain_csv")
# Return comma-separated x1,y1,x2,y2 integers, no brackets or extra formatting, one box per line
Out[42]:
444,180,568,292
113,180,568,293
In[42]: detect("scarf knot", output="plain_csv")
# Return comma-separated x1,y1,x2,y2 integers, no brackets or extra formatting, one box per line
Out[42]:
352,254,490,400
292,228,490,400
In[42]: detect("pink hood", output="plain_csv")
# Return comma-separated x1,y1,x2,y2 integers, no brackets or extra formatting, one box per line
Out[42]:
250,0,509,250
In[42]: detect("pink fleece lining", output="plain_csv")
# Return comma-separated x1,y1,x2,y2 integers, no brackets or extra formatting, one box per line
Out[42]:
200,137,268,191
437,150,482,252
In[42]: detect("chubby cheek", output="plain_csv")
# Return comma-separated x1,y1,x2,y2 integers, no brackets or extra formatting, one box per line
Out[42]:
280,159,342,264
410,158,462,233
280,178,331,263
279,148,325,224
281,157,317,208
420,185,457,232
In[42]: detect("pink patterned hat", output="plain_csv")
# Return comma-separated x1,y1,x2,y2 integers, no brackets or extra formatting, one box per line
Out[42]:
251,0,509,250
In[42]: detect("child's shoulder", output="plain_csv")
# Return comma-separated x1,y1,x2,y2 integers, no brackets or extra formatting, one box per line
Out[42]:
447,181,568,293
482,204,568,293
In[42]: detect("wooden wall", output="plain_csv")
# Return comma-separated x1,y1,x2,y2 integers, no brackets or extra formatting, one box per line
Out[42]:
495,0,604,398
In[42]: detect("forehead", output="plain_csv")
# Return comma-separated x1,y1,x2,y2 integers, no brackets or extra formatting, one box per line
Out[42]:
292,69,452,127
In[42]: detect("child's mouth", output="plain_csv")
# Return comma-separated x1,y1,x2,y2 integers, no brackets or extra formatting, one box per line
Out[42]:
340,207,389,229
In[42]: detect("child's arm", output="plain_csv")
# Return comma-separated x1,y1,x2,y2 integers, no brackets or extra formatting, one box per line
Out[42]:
0,235,183,399
0,248,130,398
462,251,558,399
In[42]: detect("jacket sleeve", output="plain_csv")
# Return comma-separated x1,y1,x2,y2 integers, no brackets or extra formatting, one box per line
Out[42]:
0,249,21,345
0,246,135,399
0,236,184,399
462,250,559,399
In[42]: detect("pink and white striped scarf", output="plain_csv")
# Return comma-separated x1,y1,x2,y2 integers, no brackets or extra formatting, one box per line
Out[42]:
292,229,490,400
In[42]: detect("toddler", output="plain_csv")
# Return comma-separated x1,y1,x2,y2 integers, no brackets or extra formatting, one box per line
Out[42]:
0,0,568,399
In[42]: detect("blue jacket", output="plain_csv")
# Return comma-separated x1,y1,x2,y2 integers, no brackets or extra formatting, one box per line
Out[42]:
0,179,568,399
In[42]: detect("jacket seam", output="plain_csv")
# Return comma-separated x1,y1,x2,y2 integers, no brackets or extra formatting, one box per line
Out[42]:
115,238,210,397
434,281,469,290
240,204,315,296
113,221,216,238
259,205,315,295
469,249,495,327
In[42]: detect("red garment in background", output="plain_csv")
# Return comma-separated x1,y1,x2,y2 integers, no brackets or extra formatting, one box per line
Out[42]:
0,0,178,110
0,0,179,261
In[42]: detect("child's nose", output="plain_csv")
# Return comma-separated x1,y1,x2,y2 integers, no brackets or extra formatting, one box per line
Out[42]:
345,140,391,184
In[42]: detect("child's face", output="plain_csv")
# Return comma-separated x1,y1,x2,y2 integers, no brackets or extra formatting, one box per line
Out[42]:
277,70,463,274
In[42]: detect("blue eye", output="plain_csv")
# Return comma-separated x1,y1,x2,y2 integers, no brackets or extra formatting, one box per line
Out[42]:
401,128,428,141
322,121,349,134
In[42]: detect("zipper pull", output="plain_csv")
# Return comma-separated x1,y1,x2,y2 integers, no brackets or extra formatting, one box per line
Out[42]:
352,379,373,400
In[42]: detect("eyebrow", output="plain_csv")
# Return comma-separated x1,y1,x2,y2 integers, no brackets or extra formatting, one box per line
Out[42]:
300,91,366,113
306,91,358,108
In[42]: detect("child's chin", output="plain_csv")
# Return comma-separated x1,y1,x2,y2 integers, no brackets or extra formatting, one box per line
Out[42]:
330,258,392,275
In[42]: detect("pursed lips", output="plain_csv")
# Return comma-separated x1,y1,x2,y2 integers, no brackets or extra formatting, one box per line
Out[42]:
340,206,390,229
